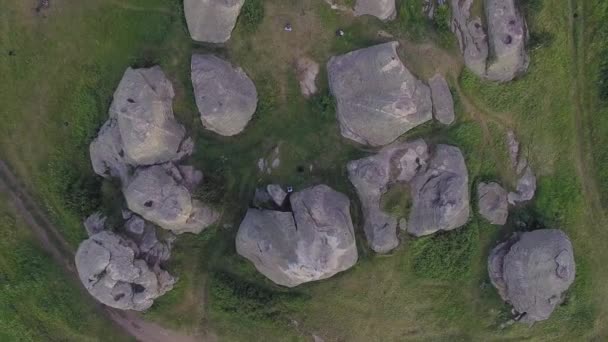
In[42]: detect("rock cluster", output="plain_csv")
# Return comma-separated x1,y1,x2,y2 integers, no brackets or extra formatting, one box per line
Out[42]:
90,66,219,234
76,229,175,311
488,229,575,322
327,42,432,146
354,0,396,21
191,54,258,136
90,67,191,181
236,185,358,287
184,0,245,43
348,140,470,252
450,0,529,82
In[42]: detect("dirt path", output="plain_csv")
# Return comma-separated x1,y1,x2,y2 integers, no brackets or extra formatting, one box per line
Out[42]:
0,159,204,342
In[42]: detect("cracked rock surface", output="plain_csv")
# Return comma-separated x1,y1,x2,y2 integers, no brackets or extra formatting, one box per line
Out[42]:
488,229,575,322
75,231,175,311
477,182,508,225
236,185,358,287
327,42,432,146
354,0,396,21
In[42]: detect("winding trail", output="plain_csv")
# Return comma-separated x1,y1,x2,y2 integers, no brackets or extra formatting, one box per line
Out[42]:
0,160,202,342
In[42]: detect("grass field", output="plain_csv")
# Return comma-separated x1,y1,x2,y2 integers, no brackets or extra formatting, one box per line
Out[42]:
1,0,607,340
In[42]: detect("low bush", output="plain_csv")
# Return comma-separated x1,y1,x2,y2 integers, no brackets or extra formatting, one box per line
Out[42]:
239,0,265,33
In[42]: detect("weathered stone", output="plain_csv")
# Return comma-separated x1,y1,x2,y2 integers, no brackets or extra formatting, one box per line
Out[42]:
184,0,245,43
508,166,536,204
191,54,258,136
355,0,396,21
488,229,575,322
484,0,529,82
348,139,429,253
125,215,146,235
89,118,130,181
109,67,186,166
328,42,432,146
429,73,455,125
478,182,508,225
408,144,470,236
177,165,204,192
75,231,175,311
236,185,357,287
450,0,488,77
123,164,219,234
267,184,287,207
296,57,320,98
84,212,107,237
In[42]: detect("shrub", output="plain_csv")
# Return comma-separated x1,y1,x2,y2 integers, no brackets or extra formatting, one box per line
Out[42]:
411,223,479,280
239,0,265,33
433,4,451,33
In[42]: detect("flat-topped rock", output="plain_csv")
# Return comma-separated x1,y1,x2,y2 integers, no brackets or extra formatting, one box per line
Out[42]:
488,229,575,322
296,57,320,98
478,182,508,225
191,54,258,136
408,144,470,236
236,185,358,287
89,118,130,181
327,42,432,146
508,166,536,204
429,74,455,125
354,0,396,21
450,0,488,77
485,0,529,81
75,231,175,311
109,66,187,166
184,0,245,43
348,139,429,253
123,163,219,234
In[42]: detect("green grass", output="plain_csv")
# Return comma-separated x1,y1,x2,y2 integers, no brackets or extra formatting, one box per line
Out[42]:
0,195,130,342
1,0,607,340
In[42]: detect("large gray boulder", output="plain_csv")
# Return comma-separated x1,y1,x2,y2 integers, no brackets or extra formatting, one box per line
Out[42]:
348,139,429,253
484,0,529,81
184,0,245,43
354,0,396,21
75,231,175,311
429,73,455,125
477,182,508,225
327,42,432,146
236,185,358,287
450,0,529,82
488,229,575,322
108,66,187,166
408,145,470,236
123,163,219,234
191,54,258,136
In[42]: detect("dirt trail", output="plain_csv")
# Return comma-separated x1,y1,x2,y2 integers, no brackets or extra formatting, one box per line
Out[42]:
0,159,205,342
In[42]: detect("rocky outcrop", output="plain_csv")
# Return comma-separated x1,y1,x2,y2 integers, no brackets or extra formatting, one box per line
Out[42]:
354,0,396,21
236,185,358,287
266,184,287,207
89,118,130,181
109,67,187,166
184,0,245,43
477,182,508,225
327,42,432,146
296,57,320,98
450,0,528,82
428,73,455,125
488,229,575,323
408,144,470,236
191,54,258,136
347,140,429,253
84,212,107,237
75,231,175,311
123,163,219,234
